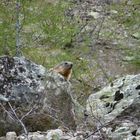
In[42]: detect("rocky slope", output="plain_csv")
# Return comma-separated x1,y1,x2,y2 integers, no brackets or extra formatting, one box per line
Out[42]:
0,56,140,139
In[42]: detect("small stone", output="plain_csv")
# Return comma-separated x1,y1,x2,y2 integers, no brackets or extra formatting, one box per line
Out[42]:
30,134,45,140
88,12,100,19
0,137,6,140
136,136,140,140
17,135,25,140
110,10,118,14
136,128,140,136
6,132,17,140
60,135,72,140
126,136,136,140
45,129,63,140
69,137,77,140
87,135,101,140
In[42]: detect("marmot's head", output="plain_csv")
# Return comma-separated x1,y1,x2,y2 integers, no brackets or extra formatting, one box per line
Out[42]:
60,61,73,70
52,61,73,80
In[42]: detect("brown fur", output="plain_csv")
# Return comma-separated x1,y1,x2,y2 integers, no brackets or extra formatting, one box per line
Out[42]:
50,61,73,80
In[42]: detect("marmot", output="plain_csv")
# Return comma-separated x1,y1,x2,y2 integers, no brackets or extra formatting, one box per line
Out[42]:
50,61,73,80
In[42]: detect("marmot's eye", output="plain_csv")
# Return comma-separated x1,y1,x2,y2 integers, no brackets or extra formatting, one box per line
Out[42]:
64,62,68,65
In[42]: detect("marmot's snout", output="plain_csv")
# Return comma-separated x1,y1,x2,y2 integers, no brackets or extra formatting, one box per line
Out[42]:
70,63,73,67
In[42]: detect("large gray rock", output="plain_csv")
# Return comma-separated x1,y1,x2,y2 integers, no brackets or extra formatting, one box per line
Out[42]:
86,74,140,139
0,56,76,136
43,71,76,129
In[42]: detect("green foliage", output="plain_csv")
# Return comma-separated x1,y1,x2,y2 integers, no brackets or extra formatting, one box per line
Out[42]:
132,0,140,5
124,47,140,66
0,0,78,55
109,2,140,29
0,1,16,54
39,1,77,48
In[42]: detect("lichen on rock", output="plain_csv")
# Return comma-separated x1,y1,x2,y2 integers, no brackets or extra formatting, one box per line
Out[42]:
86,74,140,139
0,56,77,136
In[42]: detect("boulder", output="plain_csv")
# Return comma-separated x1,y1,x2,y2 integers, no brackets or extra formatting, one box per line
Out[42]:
86,74,140,139
43,71,76,129
0,56,76,136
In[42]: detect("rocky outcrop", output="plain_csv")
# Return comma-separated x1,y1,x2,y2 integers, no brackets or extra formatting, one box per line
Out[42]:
86,74,140,139
0,56,76,136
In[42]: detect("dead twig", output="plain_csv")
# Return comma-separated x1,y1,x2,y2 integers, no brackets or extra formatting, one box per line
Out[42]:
7,102,29,139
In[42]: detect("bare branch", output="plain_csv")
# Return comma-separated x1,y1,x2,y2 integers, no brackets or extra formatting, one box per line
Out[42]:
20,107,35,121
0,103,15,121
7,102,28,137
